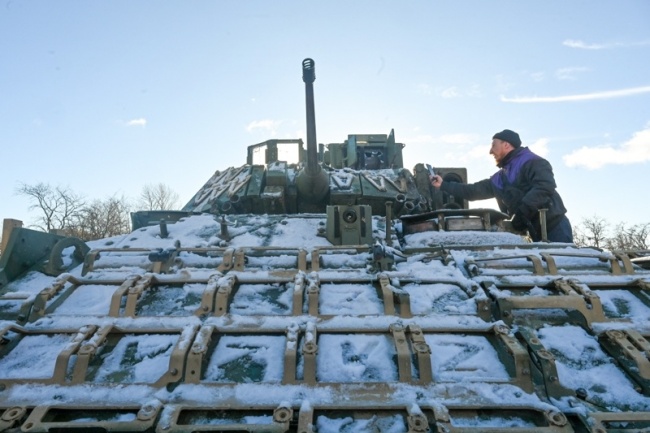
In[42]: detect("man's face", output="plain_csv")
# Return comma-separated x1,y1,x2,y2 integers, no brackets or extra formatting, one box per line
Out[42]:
490,139,511,164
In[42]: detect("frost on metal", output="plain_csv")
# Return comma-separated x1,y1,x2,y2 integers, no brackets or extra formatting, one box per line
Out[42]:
1,213,650,432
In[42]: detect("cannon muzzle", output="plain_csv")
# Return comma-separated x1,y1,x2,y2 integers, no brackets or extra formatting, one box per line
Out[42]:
302,58,315,84
297,58,329,203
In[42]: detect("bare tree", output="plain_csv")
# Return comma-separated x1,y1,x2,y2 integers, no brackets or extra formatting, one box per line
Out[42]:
571,224,588,247
15,182,133,241
578,215,610,249
72,196,132,241
16,182,85,232
573,215,650,251
605,222,650,251
137,183,180,210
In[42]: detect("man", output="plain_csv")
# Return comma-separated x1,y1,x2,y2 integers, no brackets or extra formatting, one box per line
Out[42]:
430,129,573,242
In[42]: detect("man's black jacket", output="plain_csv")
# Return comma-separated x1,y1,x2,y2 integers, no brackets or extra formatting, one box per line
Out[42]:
440,147,567,239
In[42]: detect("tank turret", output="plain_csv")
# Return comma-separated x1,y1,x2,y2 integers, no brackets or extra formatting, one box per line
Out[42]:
178,58,469,218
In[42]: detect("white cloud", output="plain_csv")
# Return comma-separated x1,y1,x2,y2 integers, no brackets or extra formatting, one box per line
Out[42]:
126,118,147,127
440,86,460,98
438,85,481,99
563,124,650,169
246,119,282,134
501,85,650,103
555,67,589,81
563,39,611,50
529,138,549,157
563,39,650,50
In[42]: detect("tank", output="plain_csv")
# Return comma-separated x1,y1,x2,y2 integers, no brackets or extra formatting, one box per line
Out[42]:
0,59,649,433
178,58,470,220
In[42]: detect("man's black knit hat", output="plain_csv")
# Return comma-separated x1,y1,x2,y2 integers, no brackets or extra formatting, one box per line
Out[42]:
492,129,521,148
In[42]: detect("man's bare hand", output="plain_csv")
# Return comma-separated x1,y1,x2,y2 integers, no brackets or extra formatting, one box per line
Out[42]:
430,174,443,188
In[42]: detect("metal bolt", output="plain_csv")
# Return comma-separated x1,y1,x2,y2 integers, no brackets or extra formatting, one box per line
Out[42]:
546,411,567,426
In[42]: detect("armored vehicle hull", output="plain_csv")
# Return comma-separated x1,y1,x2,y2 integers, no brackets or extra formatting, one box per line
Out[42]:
1,59,649,432
1,214,650,432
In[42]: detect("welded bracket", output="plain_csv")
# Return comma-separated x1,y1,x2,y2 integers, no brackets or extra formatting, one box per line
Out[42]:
283,323,300,384
599,329,650,394
431,403,572,432
516,327,574,399
214,274,237,316
292,272,306,316
28,273,78,322
379,273,412,318
217,248,236,272
302,321,318,385
0,324,96,386
493,323,534,394
485,279,608,328
20,400,162,432
579,411,650,433
0,406,27,431
108,274,141,316
407,324,432,384
306,272,320,316
71,325,196,387
185,325,215,384
390,323,412,383
195,273,222,317
123,274,155,317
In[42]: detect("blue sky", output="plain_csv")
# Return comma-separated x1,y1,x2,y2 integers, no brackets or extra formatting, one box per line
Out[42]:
1,1,649,229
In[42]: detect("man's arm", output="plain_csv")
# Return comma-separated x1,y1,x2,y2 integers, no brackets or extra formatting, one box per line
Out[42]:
517,159,557,219
438,178,495,201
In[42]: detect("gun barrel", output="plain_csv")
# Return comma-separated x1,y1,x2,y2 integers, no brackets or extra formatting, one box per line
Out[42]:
302,58,319,174
296,58,329,204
